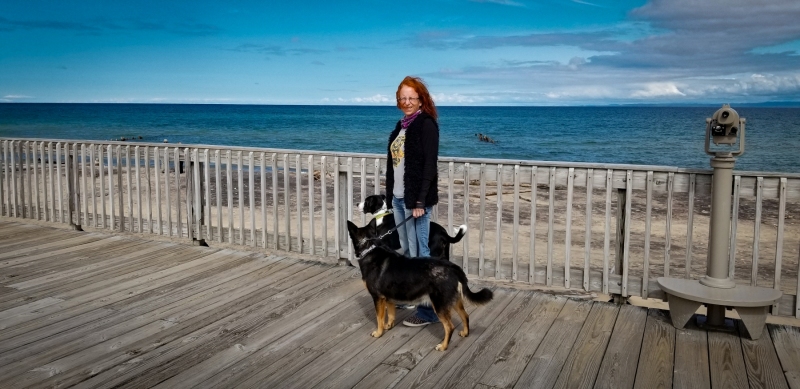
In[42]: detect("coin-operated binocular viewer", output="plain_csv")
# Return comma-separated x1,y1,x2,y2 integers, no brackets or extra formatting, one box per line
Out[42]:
658,104,781,340
705,103,744,155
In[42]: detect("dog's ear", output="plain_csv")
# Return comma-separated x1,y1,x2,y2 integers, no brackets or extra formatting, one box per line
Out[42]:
346,220,359,239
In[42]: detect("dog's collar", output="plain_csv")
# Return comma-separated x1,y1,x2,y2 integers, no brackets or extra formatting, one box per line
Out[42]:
373,209,393,220
357,244,377,260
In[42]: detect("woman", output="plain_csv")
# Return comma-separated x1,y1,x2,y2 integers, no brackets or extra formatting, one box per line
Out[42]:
385,76,441,327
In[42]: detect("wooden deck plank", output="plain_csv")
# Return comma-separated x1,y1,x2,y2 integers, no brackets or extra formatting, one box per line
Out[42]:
770,324,800,389
232,292,378,388
0,221,38,235
553,302,620,389
0,234,115,277
512,299,594,389
387,287,517,385
673,316,711,389
5,261,325,388
439,292,553,389
147,270,364,389
0,233,105,261
478,294,567,389
309,305,424,389
203,292,400,388
594,304,648,389
5,240,171,290
3,238,150,286
74,266,354,389
633,309,675,389
352,363,410,389
0,250,258,386
0,247,249,341
36,262,335,389
0,226,62,248
707,322,748,389
237,301,419,389
100,279,364,389
1,220,799,389
0,243,197,311
392,289,532,389
0,254,297,357
738,323,789,389
0,224,73,244
0,248,238,336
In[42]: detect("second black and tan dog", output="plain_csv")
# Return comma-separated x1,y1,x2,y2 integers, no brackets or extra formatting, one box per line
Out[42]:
347,220,493,351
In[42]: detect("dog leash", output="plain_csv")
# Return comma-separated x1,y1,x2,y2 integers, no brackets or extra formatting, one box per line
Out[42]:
359,211,425,259
377,214,415,240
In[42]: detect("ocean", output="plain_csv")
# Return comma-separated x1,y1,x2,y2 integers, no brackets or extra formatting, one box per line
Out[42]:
1,103,798,173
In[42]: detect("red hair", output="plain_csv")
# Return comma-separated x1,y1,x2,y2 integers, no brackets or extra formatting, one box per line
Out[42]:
396,76,438,121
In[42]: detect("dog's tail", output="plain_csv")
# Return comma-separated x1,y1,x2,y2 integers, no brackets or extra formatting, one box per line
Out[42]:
456,267,493,305
448,224,468,244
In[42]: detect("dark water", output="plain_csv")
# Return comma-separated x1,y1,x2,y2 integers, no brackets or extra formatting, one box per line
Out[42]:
1,103,798,172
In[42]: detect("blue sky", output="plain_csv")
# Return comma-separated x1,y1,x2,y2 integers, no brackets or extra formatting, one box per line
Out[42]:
2,0,800,105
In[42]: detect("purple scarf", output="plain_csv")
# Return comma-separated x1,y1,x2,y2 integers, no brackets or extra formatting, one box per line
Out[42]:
401,110,422,129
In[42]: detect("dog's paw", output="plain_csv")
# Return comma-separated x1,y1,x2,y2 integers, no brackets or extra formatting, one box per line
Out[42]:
384,322,394,330
459,329,469,337
435,343,447,351
371,330,384,338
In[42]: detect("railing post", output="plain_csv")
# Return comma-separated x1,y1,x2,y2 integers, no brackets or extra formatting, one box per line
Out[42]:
188,151,207,246
66,145,82,231
613,188,626,304
337,160,349,265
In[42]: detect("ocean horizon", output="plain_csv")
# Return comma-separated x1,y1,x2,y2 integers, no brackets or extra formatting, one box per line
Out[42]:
1,103,799,173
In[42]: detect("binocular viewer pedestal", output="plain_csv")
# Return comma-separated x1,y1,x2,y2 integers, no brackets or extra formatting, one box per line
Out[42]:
655,105,783,339
657,277,782,339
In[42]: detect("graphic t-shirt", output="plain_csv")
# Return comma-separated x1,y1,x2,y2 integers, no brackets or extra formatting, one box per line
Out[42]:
391,129,406,198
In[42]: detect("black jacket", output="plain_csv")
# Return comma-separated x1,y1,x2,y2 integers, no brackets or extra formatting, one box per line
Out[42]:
385,112,439,209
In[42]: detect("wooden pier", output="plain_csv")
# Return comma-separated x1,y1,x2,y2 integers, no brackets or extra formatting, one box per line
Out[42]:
1,219,798,388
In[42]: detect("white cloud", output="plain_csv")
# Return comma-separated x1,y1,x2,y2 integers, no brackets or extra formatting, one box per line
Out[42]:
3,94,33,99
470,0,525,7
432,93,489,104
631,82,685,98
322,94,392,104
405,0,800,104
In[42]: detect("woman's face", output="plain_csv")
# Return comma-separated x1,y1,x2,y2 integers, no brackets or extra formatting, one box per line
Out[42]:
397,85,421,116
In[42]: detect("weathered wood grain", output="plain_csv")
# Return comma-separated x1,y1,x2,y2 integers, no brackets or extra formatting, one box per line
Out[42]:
707,321,748,389
738,323,789,389
770,324,800,389
633,309,675,389
352,363,409,389
673,317,711,389
478,294,566,389
0,220,798,389
513,299,594,389
390,287,518,388
594,304,648,389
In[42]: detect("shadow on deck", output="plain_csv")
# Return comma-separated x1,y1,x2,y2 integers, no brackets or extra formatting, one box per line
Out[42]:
0,219,799,389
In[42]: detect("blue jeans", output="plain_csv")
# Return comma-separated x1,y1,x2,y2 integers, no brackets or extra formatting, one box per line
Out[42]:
392,197,438,322
391,197,432,257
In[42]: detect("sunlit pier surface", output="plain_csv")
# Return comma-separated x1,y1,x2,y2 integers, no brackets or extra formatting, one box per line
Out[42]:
2,219,799,389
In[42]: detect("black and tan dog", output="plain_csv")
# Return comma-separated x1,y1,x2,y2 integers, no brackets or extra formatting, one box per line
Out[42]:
356,194,467,261
347,220,493,351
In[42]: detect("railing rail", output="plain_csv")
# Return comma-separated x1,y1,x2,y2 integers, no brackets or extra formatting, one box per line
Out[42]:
2,137,799,317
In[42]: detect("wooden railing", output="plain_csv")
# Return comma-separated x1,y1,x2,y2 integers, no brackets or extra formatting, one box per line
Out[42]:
2,138,799,317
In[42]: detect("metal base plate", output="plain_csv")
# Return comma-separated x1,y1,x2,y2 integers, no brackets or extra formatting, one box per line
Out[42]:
696,315,736,333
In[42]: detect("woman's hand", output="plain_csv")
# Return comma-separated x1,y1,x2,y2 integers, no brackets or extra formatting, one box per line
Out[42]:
412,208,425,218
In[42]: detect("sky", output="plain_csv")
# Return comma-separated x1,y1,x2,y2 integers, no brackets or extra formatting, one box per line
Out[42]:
2,0,800,106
